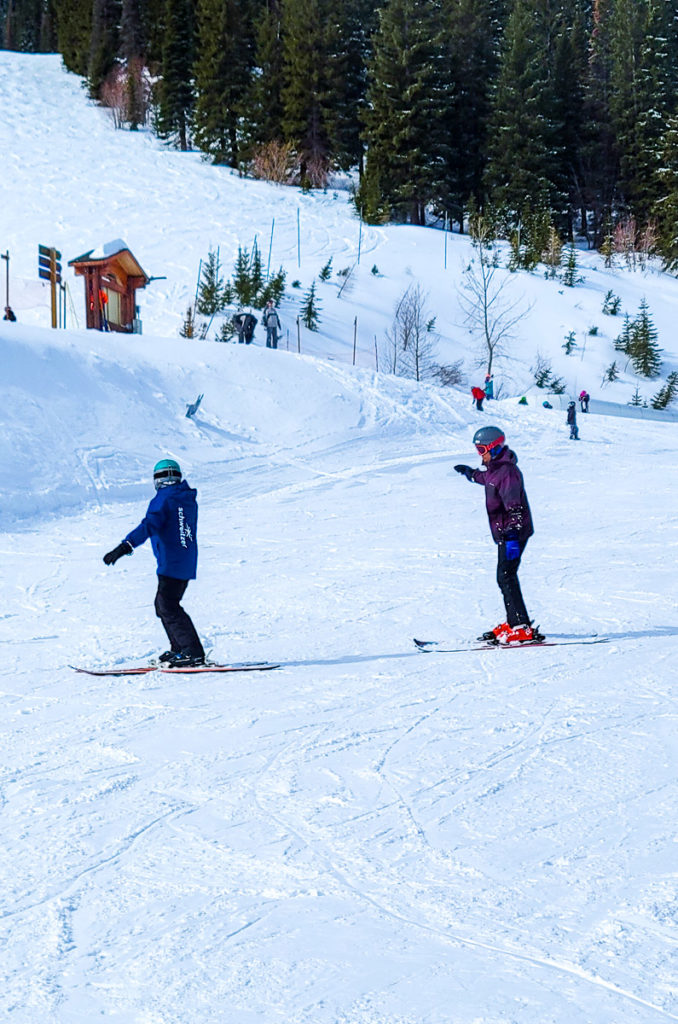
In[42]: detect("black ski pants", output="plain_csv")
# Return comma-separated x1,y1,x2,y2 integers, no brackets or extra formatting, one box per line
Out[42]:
154,575,204,658
496,539,530,627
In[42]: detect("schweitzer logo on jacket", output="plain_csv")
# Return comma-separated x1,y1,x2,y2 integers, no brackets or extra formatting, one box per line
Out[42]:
178,506,192,548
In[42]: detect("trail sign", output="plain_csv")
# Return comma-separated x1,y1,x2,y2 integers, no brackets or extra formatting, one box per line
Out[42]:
38,245,61,284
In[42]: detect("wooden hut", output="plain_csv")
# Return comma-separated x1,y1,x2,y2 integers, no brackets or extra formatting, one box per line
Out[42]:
69,240,150,333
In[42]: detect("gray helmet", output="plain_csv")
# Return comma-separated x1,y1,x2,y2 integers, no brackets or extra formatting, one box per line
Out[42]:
473,425,505,455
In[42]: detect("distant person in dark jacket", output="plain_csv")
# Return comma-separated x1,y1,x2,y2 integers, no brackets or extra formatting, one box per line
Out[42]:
3,306,16,321
471,386,486,411
103,459,205,667
567,401,579,439
454,425,538,645
262,300,281,349
579,390,590,412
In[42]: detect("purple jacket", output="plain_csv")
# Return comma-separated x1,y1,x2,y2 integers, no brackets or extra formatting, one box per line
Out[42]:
471,446,534,544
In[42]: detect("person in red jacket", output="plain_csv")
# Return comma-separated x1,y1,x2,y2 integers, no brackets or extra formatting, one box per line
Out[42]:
471,385,485,411
454,425,540,645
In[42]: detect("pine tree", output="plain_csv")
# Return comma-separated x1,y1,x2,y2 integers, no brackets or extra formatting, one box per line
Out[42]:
438,0,503,229
88,0,120,95
614,313,634,354
55,0,92,73
193,0,254,165
232,246,255,306
155,0,194,150
180,306,196,338
602,289,621,315
561,244,580,286
280,0,331,184
484,0,568,224
629,297,662,378
550,0,588,236
609,0,678,222
120,0,146,59
250,241,263,299
3,0,51,50
653,115,678,270
319,258,332,281
603,360,620,384
360,0,452,225
300,280,321,330
242,0,285,152
579,0,618,246
196,248,226,315
323,0,375,171
651,371,678,409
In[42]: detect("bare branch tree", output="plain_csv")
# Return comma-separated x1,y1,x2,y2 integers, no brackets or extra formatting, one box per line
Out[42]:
458,213,532,375
380,284,439,382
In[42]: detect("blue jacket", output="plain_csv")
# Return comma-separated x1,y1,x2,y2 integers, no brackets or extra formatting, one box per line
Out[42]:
125,480,198,579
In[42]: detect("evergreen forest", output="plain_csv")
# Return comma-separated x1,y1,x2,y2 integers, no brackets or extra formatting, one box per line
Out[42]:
4,0,678,264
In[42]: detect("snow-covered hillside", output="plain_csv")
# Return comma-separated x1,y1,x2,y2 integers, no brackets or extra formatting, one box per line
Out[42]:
1,51,678,1024
3,50,678,407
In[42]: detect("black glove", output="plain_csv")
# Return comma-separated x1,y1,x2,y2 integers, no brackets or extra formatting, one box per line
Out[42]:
454,465,474,481
103,541,133,566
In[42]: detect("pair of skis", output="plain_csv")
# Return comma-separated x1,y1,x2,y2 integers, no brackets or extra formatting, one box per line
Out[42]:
72,635,610,675
413,635,609,654
71,662,279,677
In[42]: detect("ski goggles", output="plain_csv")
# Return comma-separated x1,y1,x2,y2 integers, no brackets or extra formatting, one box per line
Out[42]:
474,436,505,456
154,469,181,490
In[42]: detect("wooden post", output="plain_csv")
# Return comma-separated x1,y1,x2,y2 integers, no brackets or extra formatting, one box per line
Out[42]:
357,210,363,265
374,335,379,372
50,248,58,328
353,316,357,366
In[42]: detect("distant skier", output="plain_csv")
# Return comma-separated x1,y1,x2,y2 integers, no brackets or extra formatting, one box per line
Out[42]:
262,300,281,349
567,401,580,439
471,385,486,411
454,425,538,645
579,390,590,412
3,305,16,321
484,373,494,399
103,459,205,667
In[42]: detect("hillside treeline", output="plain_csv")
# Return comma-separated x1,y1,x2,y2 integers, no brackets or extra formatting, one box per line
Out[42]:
4,0,678,263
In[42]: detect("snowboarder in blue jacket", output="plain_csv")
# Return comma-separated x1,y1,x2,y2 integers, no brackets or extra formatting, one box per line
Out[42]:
103,459,205,667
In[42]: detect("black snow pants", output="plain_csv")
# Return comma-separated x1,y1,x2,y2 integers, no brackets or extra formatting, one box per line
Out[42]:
154,575,204,658
496,539,530,627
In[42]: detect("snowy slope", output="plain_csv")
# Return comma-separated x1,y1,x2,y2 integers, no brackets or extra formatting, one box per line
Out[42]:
3,50,678,407
1,51,678,1024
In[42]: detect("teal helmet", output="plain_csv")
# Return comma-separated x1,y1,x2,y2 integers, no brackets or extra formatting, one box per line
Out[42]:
473,425,505,457
153,458,182,490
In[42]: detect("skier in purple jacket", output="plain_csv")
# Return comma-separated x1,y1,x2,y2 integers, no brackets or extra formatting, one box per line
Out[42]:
454,425,541,645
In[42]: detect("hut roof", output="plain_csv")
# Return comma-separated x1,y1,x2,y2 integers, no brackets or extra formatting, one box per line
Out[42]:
69,239,149,284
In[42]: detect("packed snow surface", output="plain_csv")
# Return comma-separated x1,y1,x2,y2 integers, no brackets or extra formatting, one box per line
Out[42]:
1,51,678,1024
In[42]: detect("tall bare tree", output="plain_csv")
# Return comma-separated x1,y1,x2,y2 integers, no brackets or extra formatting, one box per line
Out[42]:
458,213,531,376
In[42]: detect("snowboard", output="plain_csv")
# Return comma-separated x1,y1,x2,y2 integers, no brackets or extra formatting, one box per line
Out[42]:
413,636,609,653
71,662,279,676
